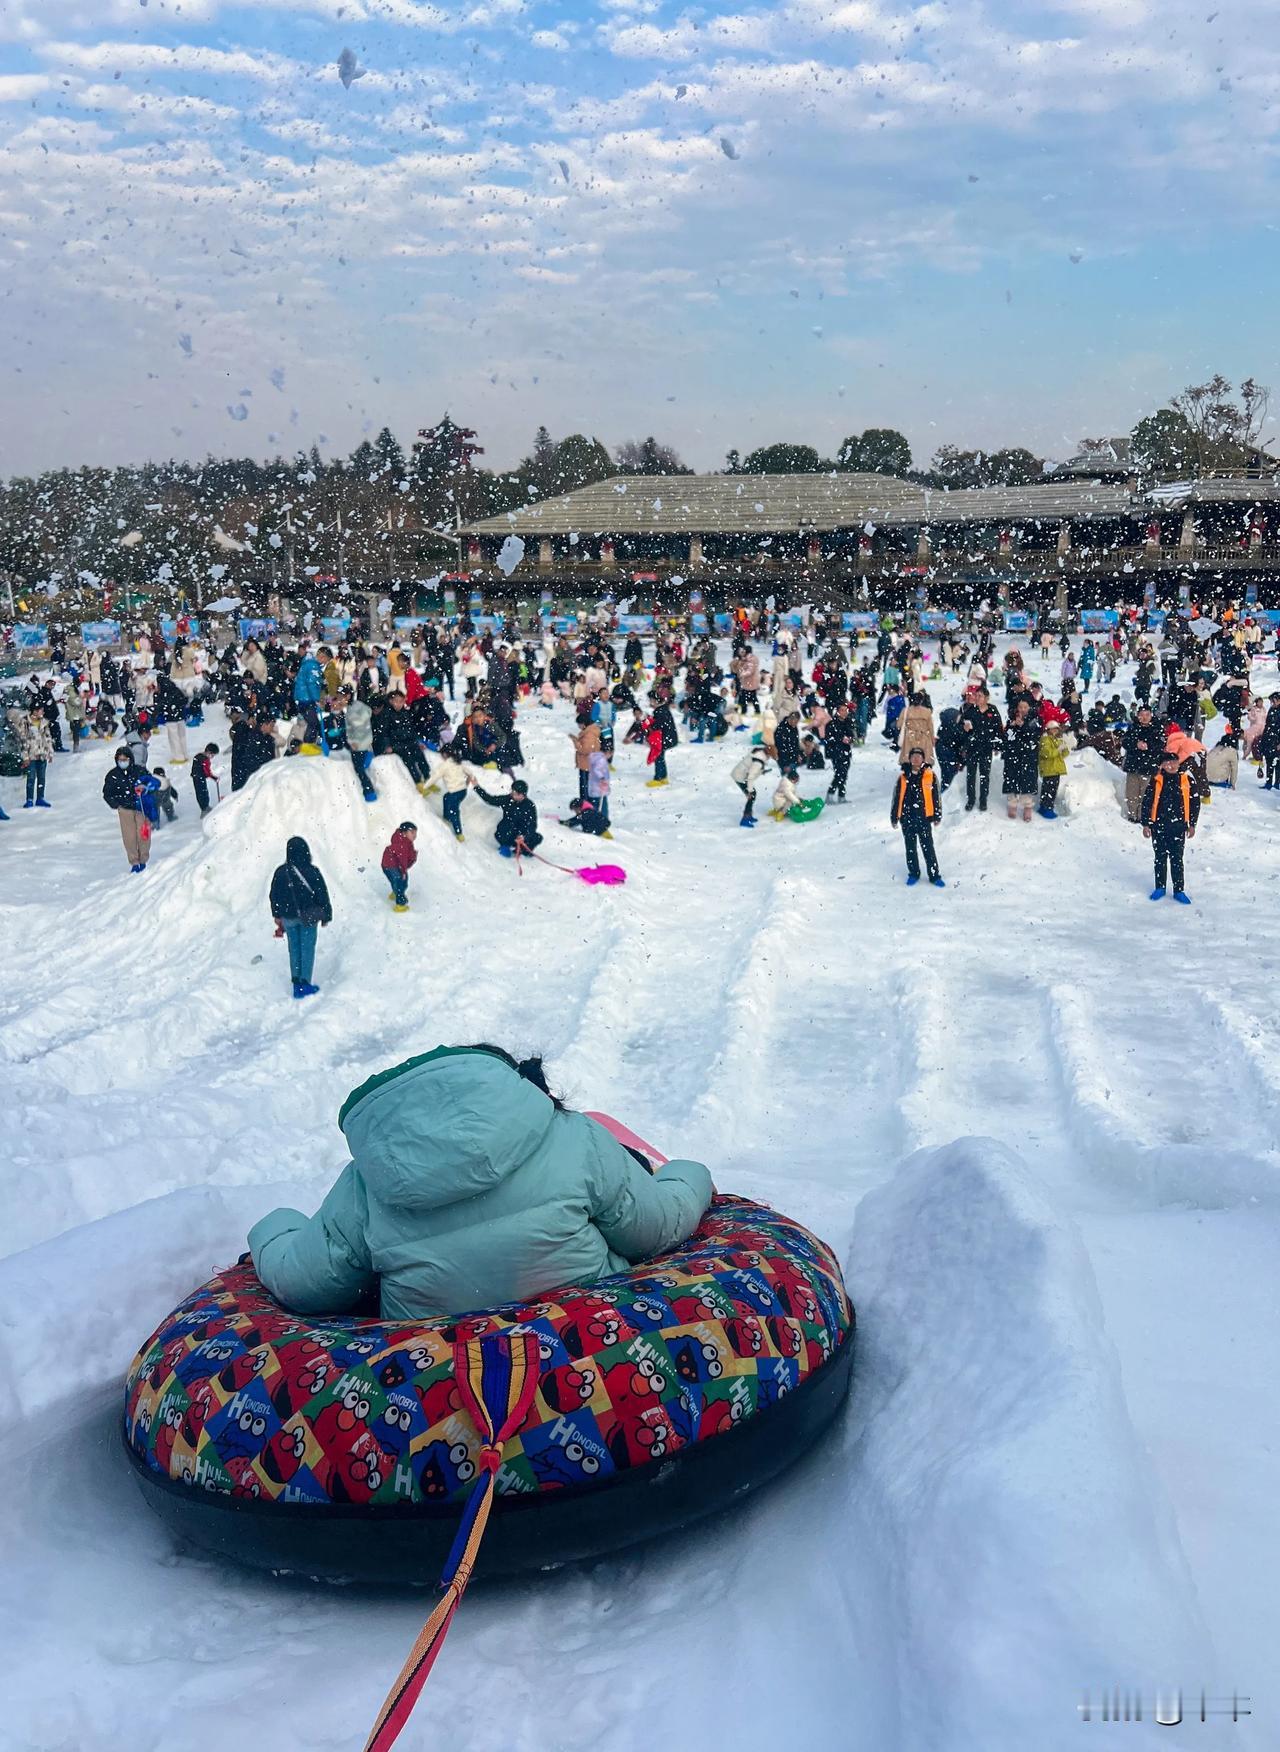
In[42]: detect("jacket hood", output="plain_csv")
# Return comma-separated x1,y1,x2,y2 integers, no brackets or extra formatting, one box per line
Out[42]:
340,1047,557,1212
286,836,312,865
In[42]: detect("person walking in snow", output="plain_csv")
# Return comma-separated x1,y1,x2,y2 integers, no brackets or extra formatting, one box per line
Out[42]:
293,649,325,752
19,709,54,809
102,744,158,871
269,836,333,998
192,743,220,815
435,746,470,841
381,821,418,912
823,701,855,803
959,686,1002,812
898,691,936,769
1257,691,1280,789
1037,720,1068,819
1141,749,1199,903
1121,706,1165,822
1002,699,1042,822
890,747,944,887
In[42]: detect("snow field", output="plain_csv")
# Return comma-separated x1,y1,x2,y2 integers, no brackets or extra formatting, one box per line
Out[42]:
2,637,1278,1749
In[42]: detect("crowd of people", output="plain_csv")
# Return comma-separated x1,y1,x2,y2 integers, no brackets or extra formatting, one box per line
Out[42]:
4,602,1278,928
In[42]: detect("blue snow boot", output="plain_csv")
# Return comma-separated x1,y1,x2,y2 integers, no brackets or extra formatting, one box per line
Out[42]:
906,874,920,886
364,791,378,803
1149,886,1166,901
499,845,514,858
931,877,946,887
1173,890,1191,904
740,817,756,828
1038,806,1057,819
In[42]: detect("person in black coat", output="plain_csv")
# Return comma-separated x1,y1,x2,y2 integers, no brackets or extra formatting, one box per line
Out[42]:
774,709,802,772
230,716,276,792
1141,750,1200,900
890,748,944,886
473,777,542,856
823,702,856,801
1253,690,1280,788
1002,701,1041,820
384,693,431,789
936,706,965,790
958,688,1003,812
269,836,332,998
1120,707,1165,821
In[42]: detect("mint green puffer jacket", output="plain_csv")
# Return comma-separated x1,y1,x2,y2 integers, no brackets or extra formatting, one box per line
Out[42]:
248,1047,714,1320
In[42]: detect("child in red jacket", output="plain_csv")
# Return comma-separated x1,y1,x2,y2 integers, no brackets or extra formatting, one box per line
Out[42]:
381,821,418,911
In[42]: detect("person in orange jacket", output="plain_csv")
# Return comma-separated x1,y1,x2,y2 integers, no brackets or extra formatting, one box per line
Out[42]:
381,820,418,912
890,747,944,887
1141,750,1199,902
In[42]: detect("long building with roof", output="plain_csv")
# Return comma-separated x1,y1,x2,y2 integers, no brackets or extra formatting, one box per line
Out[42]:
461,467,1280,604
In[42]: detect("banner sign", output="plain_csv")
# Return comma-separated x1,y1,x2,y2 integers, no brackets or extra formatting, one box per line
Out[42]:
1245,582,1259,605
618,614,656,634
691,613,709,634
14,624,50,651
1145,609,1167,630
1178,582,1192,606
320,617,352,637
713,613,733,633
80,620,121,649
782,611,806,629
919,611,957,633
472,614,502,633
550,614,579,633
843,612,879,631
160,616,200,640
238,617,276,640
393,616,430,630
1002,611,1031,632
1079,609,1120,631
1253,608,1280,626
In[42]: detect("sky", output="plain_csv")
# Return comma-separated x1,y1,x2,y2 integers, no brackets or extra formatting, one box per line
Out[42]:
1,0,1278,479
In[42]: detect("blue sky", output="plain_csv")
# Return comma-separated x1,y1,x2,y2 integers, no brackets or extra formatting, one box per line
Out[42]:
1,0,1277,476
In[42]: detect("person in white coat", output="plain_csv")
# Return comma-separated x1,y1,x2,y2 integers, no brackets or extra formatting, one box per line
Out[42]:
731,744,772,827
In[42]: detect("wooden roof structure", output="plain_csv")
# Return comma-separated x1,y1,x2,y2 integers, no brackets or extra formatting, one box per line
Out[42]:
465,473,1133,538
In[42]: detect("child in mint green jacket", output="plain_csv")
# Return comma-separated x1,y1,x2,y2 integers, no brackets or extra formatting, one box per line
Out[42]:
249,1045,713,1319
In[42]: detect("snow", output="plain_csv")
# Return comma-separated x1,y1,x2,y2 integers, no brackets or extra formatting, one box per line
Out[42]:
2,636,1278,1749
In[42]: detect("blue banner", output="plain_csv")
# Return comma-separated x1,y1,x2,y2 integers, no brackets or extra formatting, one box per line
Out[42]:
14,624,49,651
1145,610,1167,630
691,613,709,635
81,620,121,649
1002,611,1031,632
782,611,805,629
919,611,958,633
160,616,200,640
1254,608,1280,626
550,614,579,633
713,613,733,634
238,617,277,640
472,614,502,633
843,612,880,631
1079,609,1120,631
618,614,656,634
320,616,352,636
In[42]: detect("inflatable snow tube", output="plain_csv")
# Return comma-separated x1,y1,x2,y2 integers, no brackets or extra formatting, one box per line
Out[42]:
122,1196,854,1584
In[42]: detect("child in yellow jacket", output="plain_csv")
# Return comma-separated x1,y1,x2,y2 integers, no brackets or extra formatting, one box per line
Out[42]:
1038,722,1068,819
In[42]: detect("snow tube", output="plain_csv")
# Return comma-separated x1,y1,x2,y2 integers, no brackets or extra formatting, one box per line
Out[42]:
122,1196,854,1584
788,797,825,824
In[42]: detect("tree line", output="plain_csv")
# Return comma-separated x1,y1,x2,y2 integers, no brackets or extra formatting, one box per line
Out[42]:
0,376,1268,613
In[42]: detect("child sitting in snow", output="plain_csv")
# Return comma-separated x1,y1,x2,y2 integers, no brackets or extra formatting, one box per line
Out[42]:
769,767,802,821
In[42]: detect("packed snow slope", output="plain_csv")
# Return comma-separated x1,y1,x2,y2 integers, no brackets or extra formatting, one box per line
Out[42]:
2,640,1278,1751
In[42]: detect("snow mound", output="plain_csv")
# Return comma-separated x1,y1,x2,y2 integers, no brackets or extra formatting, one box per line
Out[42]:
845,1137,1208,1747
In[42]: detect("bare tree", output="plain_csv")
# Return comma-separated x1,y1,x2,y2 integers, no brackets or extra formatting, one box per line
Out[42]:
1170,375,1271,474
